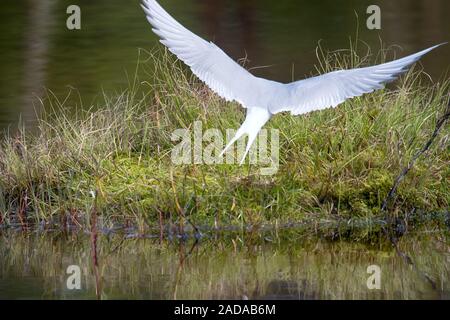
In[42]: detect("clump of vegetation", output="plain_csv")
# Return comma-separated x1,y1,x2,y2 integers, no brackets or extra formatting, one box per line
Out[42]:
0,44,448,238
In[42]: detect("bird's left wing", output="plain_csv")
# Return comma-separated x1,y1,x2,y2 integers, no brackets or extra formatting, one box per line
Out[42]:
271,44,445,115
142,0,258,108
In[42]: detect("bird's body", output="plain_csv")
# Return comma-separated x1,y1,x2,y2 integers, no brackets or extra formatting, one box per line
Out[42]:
141,0,445,164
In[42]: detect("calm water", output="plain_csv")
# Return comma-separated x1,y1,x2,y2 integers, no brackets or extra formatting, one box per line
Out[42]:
1,2,449,299
0,0,449,131
0,231,449,299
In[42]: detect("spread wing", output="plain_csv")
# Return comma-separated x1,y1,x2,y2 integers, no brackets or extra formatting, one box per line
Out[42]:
272,44,445,115
142,0,262,108
142,0,444,116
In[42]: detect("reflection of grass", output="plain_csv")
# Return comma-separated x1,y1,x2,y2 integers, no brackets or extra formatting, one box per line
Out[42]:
0,44,448,239
0,232,448,299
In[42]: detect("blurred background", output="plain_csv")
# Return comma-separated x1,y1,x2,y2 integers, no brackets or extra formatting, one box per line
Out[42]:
0,0,449,132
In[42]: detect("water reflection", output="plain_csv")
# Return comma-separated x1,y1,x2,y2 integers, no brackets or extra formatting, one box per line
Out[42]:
20,0,55,128
0,0,449,131
0,232,448,299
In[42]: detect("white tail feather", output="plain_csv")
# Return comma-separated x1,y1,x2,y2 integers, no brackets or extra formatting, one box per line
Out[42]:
219,108,272,165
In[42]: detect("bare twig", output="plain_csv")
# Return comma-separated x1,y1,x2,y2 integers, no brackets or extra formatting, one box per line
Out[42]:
90,189,101,300
381,99,450,293
382,102,450,211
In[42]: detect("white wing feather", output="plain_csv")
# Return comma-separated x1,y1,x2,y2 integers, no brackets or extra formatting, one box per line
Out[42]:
142,0,444,116
273,44,445,115
141,0,271,109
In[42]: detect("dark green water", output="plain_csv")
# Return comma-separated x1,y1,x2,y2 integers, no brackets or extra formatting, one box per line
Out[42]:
0,1,449,300
0,231,449,299
1,0,449,131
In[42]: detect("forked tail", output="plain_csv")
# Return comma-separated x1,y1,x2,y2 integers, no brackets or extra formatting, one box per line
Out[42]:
219,107,272,165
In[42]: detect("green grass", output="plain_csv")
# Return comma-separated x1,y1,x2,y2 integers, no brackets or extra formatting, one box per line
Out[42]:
0,44,449,238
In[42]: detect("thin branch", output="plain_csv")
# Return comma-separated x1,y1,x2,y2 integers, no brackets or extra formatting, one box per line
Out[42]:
382,102,450,211
381,99,450,293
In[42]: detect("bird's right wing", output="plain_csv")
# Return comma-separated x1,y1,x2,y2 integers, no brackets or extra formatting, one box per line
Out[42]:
271,44,445,115
142,0,259,108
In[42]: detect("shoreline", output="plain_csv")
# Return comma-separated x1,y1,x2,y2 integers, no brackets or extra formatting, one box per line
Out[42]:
0,48,449,242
